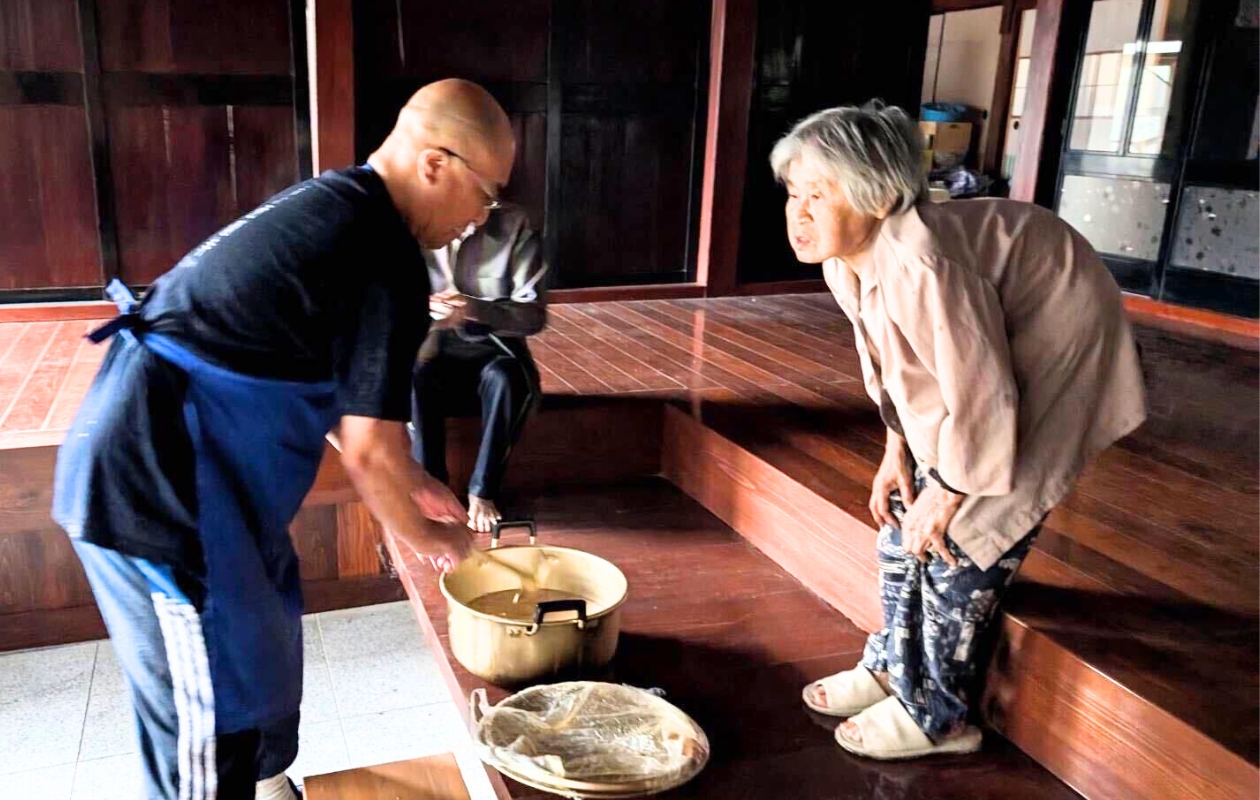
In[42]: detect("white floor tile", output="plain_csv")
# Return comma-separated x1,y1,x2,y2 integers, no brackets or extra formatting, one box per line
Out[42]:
340,703,472,769
78,687,137,761
327,645,450,716
0,763,76,800
317,602,428,662
88,641,127,697
0,643,95,772
70,754,144,800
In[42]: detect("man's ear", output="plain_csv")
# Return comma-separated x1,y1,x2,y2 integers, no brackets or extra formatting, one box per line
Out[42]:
417,149,445,186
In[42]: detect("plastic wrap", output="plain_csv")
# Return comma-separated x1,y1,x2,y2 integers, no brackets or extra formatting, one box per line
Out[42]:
472,682,708,796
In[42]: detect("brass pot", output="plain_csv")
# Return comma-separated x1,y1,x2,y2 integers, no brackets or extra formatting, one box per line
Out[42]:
440,522,629,686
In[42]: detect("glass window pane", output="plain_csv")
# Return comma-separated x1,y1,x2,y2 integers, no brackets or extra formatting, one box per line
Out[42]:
1069,0,1143,153
1129,0,1192,154
1169,186,1260,279
1058,175,1171,260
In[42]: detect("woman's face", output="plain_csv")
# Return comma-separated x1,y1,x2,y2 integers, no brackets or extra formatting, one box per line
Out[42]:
784,159,881,264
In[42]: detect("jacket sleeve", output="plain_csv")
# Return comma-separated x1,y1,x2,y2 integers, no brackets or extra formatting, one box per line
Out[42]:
463,219,548,336
895,257,1018,496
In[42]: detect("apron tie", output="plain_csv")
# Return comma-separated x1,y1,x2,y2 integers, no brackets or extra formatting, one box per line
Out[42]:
86,279,142,344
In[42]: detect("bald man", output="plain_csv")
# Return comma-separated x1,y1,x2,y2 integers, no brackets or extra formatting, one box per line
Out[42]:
52,80,515,800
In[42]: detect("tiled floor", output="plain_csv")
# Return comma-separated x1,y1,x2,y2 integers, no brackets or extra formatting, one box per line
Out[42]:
0,602,497,800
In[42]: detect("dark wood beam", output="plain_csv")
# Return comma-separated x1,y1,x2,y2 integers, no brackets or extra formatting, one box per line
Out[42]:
549,283,707,304
308,0,355,173
76,0,121,284
982,0,1022,176
1124,294,1260,352
931,0,1002,11
735,279,829,296
696,0,758,297
1009,0,1092,205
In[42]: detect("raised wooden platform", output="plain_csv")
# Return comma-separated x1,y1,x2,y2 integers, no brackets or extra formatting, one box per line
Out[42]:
0,295,1255,799
389,480,1079,800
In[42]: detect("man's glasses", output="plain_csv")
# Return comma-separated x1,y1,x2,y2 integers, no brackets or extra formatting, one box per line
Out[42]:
438,147,503,211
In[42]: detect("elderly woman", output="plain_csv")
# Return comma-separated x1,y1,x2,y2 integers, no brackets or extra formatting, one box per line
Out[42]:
780,103,1147,760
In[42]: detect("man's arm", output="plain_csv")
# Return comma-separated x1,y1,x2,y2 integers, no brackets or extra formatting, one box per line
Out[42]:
334,415,472,567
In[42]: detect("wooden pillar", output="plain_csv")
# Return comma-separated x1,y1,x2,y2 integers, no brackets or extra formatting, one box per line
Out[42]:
982,0,1022,176
1009,0,1091,205
695,0,758,297
307,0,355,173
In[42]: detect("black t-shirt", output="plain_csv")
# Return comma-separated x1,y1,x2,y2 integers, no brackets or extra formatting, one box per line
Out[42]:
139,166,428,421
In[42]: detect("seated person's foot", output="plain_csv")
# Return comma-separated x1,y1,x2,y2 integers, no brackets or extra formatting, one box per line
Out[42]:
468,495,502,533
808,669,892,709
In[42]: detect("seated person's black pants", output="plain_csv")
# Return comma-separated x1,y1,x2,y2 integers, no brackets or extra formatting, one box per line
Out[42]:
410,330,539,501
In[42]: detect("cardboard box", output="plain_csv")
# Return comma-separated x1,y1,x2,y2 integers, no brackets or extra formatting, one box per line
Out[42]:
918,121,972,168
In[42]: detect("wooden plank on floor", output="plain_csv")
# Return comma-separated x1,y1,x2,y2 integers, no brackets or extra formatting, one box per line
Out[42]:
558,303,727,391
0,322,58,427
528,337,611,394
305,753,472,800
2,321,85,432
544,309,685,391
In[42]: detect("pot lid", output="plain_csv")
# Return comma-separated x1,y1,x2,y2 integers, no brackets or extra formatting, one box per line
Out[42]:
471,682,709,798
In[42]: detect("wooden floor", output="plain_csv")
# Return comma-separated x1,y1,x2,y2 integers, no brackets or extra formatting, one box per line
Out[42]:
1,293,1256,794
391,480,1080,800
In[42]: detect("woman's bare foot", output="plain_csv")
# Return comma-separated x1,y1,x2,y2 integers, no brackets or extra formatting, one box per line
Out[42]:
808,669,892,709
468,495,502,533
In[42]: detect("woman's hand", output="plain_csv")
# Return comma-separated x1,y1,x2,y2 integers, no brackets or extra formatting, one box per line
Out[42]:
901,484,964,567
869,431,916,529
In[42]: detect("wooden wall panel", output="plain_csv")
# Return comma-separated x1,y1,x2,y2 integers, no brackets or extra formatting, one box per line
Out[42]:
508,113,547,232
97,0,292,75
230,105,298,210
109,104,298,285
0,107,102,290
354,0,707,289
335,501,383,579
736,0,931,284
109,106,235,284
557,0,703,84
290,504,339,581
398,0,548,83
0,0,83,72
556,114,695,284
550,0,708,288
354,0,550,223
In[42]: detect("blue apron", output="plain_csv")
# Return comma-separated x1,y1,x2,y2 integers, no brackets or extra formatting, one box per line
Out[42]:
82,280,340,732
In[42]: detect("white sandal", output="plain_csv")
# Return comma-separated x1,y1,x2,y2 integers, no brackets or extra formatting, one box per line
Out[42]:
834,696,982,760
801,667,889,717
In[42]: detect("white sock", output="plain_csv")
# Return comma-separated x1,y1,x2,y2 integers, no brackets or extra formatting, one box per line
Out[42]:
255,772,298,800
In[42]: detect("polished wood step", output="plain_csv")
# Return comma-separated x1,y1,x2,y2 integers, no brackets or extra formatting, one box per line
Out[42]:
388,480,1079,800
661,404,1257,800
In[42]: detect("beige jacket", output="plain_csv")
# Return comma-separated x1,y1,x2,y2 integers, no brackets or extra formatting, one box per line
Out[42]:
824,199,1147,569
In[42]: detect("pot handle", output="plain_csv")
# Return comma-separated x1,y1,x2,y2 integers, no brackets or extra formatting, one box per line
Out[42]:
490,519,536,549
469,687,490,729
525,598,588,635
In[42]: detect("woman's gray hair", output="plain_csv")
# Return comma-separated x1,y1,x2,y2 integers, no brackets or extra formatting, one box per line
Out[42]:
770,101,925,216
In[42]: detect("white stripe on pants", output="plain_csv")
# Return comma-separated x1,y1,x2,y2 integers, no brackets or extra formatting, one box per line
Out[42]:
152,594,218,800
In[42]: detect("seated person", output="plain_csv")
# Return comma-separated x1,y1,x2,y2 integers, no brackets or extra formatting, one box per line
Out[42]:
412,204,548,533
